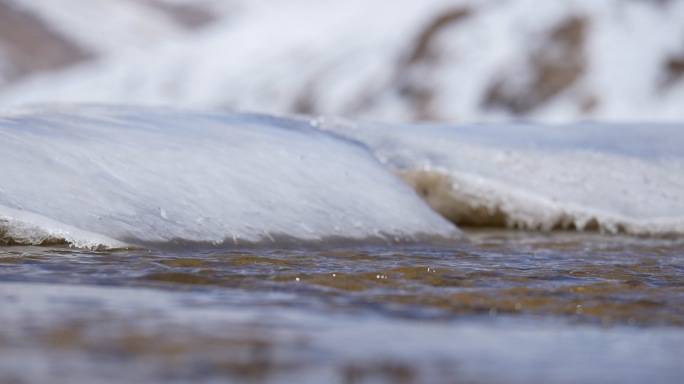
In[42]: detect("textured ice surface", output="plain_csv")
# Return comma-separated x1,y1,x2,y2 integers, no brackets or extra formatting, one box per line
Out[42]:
325,120,684,235
0,105,457,248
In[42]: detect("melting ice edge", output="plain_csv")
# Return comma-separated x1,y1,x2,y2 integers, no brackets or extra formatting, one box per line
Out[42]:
1,105,683,249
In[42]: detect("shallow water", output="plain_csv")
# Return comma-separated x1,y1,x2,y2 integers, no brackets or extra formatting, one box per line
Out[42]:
2,106,684,382
2,230,683,383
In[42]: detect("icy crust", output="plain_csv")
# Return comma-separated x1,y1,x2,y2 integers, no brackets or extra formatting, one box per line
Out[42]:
0,206,127,249
397,170,684,236
324,120,684,236
0,106,458,249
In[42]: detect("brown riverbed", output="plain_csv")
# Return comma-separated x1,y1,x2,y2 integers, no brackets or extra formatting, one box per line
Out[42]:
1,230,683,383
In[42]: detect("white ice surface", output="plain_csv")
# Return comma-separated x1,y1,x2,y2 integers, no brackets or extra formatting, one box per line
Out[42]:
324,120,684,235
0,105,458,248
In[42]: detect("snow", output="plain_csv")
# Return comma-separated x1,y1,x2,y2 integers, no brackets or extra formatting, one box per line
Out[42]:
0,0,683,122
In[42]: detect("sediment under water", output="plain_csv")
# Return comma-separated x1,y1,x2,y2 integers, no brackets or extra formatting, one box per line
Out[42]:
1,230,683,383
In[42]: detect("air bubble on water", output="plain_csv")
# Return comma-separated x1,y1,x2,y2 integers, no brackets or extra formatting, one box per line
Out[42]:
576,305,583,314
332,274,336,277
515,303,522,310
296,277,300,282
489,308,498,316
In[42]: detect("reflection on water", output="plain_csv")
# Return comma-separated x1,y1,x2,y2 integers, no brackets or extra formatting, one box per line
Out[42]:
1,230,684,383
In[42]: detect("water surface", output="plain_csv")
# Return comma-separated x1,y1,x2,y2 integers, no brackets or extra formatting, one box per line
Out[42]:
2,231,683,383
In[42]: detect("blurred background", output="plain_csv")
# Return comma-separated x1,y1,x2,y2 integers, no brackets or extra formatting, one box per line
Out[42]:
0,0,683,123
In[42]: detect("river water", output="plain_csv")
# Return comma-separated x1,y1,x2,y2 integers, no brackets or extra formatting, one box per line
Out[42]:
1,106,683,382
2,230,683,383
